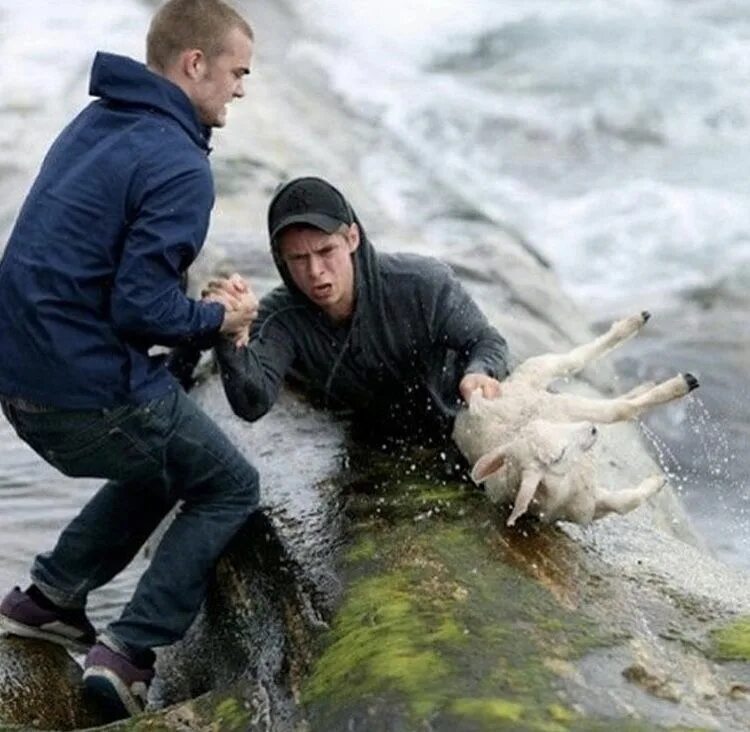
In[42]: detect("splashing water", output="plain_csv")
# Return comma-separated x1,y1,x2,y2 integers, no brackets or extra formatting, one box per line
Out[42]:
638,394,750,566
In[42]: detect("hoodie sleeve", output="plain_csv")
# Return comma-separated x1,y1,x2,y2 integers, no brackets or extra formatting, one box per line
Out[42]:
110,163,224,347
426,262,510,381
214,306,296,422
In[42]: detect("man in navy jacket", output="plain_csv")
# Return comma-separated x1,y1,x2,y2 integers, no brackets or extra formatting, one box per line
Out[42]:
0,0,257,718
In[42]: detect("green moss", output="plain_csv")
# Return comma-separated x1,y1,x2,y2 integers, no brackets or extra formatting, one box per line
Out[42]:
212,698,250,731
305,449,704,731
451,697,524,722
345,536,378,562
710,616,750,660
404,482,470,502
548,704,576,722
304,513,613,730
344,478,480,523
302,570,461,718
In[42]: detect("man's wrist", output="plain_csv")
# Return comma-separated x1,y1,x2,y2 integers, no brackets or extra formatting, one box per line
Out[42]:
201,299,226,333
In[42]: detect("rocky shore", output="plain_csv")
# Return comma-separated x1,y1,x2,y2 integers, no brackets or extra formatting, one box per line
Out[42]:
2,1,750,730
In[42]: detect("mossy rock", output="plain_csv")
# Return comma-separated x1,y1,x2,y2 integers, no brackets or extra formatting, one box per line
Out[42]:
0,636,105,730
710,617,750,661
297,444,750,732
302,450,619,732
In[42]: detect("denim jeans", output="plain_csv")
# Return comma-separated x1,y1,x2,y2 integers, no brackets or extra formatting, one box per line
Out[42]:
1,389,259,654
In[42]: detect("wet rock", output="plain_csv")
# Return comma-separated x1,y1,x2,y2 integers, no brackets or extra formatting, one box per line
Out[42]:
132,428,750,731
155,511,322,729
622,663,681,703
144,381,346,730
296,452,750,731
0,636,103,730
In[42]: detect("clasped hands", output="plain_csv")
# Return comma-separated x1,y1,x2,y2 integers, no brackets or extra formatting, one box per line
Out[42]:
202,273,258,347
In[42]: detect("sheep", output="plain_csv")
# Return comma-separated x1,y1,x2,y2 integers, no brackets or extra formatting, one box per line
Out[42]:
452,311,698,526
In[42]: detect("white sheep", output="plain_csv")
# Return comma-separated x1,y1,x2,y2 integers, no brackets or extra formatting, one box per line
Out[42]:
452,311,698,525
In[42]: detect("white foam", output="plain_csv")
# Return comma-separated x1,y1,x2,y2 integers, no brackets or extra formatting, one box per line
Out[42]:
525,181,750,303
0,1,148,175
297,0,750,310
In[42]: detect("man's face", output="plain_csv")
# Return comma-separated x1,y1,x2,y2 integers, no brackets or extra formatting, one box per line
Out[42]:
279,224,360,321
193,27,252,128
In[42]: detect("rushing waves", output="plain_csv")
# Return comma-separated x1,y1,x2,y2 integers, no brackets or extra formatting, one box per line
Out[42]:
296,0,750,306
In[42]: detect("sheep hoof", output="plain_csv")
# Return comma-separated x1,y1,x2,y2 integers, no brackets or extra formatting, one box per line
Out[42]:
683,373,699,391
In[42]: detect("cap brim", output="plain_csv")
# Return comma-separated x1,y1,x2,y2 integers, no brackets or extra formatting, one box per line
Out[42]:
270,213,344,240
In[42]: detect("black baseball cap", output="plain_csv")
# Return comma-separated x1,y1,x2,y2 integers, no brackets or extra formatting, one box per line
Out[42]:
268,177,353,241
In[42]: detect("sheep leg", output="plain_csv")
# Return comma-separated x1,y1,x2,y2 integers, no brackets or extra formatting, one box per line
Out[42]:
512,312,650,387
593,475,666,519
628,374,698,409
620,381,656,399
507,469,542,527
550,374,697,423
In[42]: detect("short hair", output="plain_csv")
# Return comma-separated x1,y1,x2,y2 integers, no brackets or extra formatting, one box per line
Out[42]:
146,0,254,72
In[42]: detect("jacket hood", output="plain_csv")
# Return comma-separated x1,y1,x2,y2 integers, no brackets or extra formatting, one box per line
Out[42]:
267,177,379,318
89,52,211,151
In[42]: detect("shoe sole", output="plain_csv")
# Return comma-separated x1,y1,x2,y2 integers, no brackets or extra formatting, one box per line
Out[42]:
83,666,143,719
0,613,92,654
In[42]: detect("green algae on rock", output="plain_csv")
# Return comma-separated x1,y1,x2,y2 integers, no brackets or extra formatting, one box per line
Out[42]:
303,460,614,732
710,617,750,661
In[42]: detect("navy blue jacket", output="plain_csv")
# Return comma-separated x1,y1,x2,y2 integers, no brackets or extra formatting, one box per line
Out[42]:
216,184,509,437
0,53,224,408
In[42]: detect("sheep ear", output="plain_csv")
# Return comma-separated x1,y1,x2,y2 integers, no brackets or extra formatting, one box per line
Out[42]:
471,445,509,484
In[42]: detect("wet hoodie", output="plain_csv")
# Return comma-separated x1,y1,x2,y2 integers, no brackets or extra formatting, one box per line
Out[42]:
216,181,509,436
0,52,224,409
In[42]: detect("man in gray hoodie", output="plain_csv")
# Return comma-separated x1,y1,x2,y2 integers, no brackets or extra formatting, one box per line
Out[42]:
209,176,508,439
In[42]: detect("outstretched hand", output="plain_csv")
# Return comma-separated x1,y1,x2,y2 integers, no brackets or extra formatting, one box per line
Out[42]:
459,373,502,403
202,273,258,348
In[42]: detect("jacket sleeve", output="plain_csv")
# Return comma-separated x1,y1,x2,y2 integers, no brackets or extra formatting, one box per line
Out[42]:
214,308,296,422
427,263,510,380
111,164,224,347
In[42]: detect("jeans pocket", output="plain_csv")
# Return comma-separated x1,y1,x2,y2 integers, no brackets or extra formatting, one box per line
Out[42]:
20,408,106,450
47,425,162,481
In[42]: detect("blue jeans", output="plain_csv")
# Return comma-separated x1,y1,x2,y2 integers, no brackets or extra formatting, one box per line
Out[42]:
1,389,259,654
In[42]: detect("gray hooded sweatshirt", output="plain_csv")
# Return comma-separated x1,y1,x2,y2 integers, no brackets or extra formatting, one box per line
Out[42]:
215,185,509,438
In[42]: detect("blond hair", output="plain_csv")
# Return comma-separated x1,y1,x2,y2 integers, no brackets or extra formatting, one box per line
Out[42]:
146,0,253,72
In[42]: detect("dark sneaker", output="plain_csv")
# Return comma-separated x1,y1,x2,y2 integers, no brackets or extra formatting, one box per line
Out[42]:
0,586,96,653
83,642,154,719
